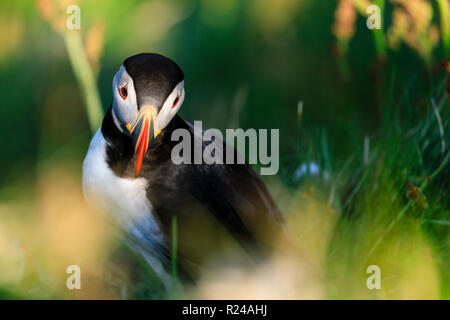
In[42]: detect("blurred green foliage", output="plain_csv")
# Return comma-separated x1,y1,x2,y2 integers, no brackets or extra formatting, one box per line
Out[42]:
0,0,447,183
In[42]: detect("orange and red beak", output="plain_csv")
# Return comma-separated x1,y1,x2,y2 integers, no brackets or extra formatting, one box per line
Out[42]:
129,106,160,177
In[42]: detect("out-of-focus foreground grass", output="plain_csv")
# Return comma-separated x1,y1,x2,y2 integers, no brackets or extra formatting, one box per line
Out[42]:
0,0,448,299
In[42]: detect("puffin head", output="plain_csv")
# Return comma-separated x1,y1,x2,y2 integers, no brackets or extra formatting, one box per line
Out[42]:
111,53,185,177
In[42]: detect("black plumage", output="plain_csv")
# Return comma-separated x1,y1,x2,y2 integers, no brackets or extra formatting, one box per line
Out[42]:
100,53,283,279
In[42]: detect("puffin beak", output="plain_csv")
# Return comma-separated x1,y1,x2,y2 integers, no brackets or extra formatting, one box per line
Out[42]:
130,106,161,177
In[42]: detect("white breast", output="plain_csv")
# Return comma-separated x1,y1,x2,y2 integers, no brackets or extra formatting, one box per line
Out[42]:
82,129,161,239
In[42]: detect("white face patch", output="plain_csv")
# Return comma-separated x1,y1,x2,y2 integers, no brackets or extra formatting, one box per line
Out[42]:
155,80,185,132
112,65,139,133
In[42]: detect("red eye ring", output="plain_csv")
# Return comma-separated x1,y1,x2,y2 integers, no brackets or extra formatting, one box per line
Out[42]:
172,96,180,109
119,86,128,100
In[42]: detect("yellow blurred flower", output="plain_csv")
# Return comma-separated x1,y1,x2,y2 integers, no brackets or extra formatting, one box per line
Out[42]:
251,0,305,38
333,0,361,58
0,13,24,65
84,21,105,74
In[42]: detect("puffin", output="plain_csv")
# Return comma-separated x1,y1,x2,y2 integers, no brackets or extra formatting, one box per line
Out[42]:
82,53,283,289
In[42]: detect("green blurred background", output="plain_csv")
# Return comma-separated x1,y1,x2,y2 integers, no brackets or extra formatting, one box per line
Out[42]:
0,0,449,299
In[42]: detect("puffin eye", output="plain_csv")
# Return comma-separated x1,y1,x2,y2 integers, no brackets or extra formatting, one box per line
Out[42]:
172,96,180,108
119,86,128,100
